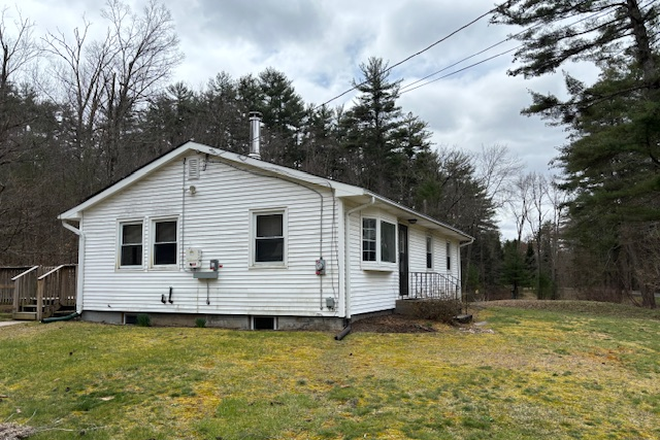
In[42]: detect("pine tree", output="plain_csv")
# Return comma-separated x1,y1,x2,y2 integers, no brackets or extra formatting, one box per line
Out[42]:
339,57,405,195
494,0,659,308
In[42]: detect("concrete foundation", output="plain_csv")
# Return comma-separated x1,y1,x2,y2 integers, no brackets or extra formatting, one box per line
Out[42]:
81,310,345,331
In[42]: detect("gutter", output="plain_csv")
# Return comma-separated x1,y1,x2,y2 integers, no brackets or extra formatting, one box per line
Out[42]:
343,196,376,319
459,236,475,247
61,218,85,315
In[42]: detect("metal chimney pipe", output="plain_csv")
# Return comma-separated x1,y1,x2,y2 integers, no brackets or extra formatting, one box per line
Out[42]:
248,111,262,160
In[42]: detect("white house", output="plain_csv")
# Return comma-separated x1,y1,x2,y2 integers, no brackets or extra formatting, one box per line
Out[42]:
59,136,473,330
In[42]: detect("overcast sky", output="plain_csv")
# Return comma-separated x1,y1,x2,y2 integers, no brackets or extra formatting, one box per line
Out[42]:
8,0,601,237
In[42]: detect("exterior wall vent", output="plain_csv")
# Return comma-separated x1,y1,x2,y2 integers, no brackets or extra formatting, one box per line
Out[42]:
188,158,200,180
252,316,276,330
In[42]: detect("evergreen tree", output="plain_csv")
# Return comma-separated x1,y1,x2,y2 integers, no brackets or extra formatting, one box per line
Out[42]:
238,68,306,167
501,240,532,299
339,57,407,195
494,0,659,308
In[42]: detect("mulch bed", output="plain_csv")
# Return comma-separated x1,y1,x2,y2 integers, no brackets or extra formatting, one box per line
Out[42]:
350,314,438,333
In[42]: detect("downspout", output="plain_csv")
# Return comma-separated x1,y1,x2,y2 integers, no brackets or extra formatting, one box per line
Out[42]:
344,196,376,319
181,157,187,271
61,219,85,315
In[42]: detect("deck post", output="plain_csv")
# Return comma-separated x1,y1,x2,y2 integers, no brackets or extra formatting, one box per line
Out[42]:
36,278,44,321
12,277,20,314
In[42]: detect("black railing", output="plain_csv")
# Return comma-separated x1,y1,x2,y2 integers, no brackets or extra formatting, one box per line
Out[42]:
406,272,460,300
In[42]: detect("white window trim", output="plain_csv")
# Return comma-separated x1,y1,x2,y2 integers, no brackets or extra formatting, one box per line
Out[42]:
361,216,397,272
150,217,180,270
249,208,288,269
117,219,144,270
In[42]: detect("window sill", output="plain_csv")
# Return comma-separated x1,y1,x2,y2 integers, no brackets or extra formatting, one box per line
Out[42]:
249,263,288,270
117,266,145,271
361,262,396,272
149,265,179,271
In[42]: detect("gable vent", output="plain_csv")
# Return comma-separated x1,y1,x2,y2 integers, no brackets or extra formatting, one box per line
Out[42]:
188,158,200,180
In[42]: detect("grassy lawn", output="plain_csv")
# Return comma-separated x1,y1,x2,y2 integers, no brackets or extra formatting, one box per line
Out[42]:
0,302,658,440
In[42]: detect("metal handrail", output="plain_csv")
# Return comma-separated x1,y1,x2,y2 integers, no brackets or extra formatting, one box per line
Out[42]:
407,271,460,300
11,266,39,282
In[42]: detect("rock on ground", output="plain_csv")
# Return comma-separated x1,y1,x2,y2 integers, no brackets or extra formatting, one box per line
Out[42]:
0,423,36,440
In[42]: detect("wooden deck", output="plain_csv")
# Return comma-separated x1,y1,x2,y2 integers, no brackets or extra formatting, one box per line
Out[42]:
3,265,77,320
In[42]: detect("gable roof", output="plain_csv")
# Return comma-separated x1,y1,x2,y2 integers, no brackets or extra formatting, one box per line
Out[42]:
59,141,473,243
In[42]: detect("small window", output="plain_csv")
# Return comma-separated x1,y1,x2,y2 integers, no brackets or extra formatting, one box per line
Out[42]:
120,222,143,267
362,218,377,261
254,212,285,264
426,236,433,269
380,221,396,263
446,242,451,271
154,220,177,265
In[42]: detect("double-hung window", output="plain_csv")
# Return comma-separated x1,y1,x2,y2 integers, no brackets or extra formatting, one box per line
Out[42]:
426,236,433,270
446,241,451,271
154,220,178,266
362,218,377,261
380,221,396,263
120,222,143,267
362,217,397,269
253,211,286,266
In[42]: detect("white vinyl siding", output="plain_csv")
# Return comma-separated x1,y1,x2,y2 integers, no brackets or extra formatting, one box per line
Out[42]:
80,155,340,317
348,207,399,315
403,226,462,299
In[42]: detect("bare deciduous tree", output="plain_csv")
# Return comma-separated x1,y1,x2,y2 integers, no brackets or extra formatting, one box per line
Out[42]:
475,144,524,210
0,6,42,166
0,7,41,93
44,0,183,191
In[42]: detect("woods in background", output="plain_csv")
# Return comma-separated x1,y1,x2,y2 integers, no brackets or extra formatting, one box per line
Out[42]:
1,0,658,307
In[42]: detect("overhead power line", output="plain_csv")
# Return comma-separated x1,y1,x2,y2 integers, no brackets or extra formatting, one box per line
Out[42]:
400,47,519,95
399,0,640,96
314,5,498,109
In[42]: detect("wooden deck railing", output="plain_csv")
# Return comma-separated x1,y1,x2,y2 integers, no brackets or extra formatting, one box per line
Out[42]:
407,272,460,300
0,267,31,305
12,265,76,320
12,266,41,314
37,265,77,320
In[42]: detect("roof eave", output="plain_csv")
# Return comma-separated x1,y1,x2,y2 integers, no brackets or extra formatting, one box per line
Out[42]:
366,191,474,243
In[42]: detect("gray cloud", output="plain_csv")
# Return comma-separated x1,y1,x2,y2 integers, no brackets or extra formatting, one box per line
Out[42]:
194,1,325,49
12,0,598,237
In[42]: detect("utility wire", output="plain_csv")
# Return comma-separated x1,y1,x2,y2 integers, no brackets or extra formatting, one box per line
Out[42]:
314,5,498,109
401,47,519,95
399,1,637,95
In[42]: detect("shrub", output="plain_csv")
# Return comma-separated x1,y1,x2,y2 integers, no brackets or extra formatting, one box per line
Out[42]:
195,318,207,328
136,314,151,327
404,299,462,324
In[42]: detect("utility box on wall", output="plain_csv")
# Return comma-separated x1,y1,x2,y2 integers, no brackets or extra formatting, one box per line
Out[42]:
185,248,202,269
